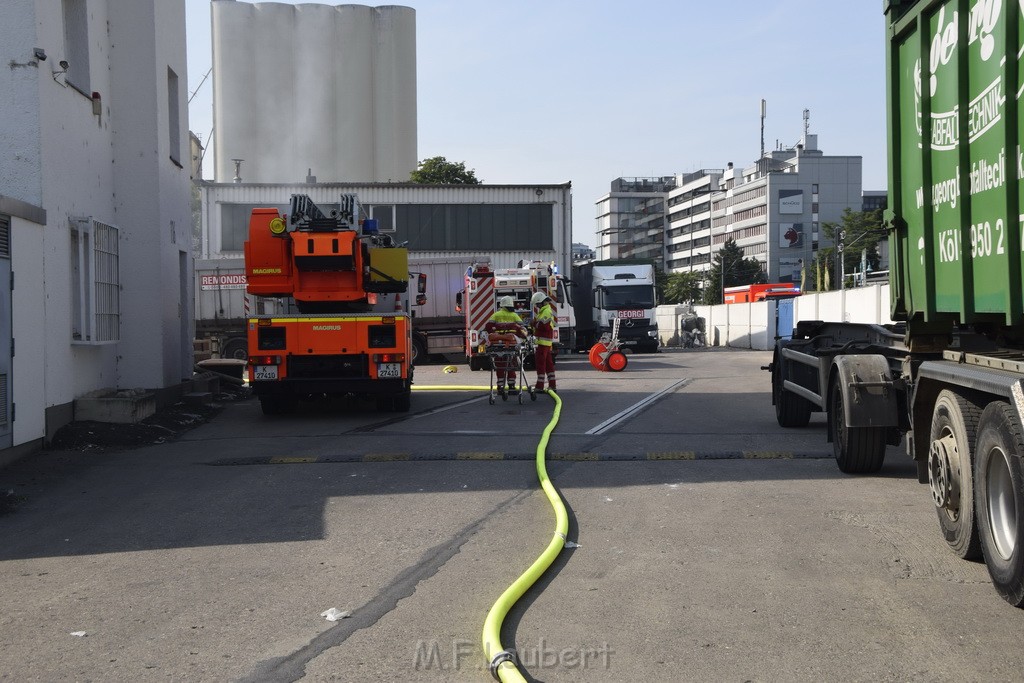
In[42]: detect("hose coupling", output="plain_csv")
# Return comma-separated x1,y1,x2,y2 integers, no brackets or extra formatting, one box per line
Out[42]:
489,649,518,680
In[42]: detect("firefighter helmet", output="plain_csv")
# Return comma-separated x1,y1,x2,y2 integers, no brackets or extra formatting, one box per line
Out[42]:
499,296,515,309
531,291,550,307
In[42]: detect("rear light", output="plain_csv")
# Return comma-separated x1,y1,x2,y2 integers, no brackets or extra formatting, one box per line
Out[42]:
373,353,405,363
248,355,282,365
257,318,273,327
381,316,396,324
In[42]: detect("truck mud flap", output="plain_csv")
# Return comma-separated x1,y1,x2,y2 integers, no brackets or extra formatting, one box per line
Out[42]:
830,355,899,430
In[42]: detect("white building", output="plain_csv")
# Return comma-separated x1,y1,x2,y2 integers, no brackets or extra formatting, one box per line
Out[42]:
595,177,677,261
663,134,862,290
0,0,193,461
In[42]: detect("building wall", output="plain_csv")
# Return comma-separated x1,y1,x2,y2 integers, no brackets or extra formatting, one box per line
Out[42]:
211,2,417,184
0,0,191,452
199,182,573,271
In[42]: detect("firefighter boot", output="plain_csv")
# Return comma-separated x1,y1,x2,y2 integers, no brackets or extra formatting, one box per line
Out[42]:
535,381,545,393
548,382,557,393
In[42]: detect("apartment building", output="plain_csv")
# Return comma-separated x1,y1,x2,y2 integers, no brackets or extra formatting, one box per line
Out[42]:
595,177,677,261
665,134,862,285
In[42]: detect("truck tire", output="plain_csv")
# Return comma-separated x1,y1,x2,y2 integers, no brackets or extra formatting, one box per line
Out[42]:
830,380,885,473
772,359,811,428
974,401,1024,606
260,395,294,415
222,337,248,361
928,390,983,560
393,389,411,412
412,336,428,366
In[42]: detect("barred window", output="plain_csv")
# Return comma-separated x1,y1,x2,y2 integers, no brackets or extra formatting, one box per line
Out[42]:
70,218,119,343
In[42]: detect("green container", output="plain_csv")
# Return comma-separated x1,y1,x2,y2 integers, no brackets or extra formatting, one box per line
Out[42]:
886,0,1023,330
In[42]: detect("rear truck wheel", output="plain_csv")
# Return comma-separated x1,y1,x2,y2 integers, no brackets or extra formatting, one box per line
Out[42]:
393,389,411,412
259,395,294,416
928,390,983,560
830,379,885,474
221,337,248,361
974,402,1024,606
772,354,811,428
589,343,609,370
607,351,628,372
412,336,428,366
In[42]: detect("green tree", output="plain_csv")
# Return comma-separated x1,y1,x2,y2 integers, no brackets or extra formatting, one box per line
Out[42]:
702,238,766,304
409,156,482,184
819,207,884,290
663,271,705,305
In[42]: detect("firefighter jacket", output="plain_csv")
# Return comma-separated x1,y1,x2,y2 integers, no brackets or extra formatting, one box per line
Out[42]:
485,309,526,341
532,303,555,347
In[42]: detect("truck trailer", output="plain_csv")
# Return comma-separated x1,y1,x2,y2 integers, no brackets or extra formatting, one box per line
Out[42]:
768,0,1024,605
571,259,659,353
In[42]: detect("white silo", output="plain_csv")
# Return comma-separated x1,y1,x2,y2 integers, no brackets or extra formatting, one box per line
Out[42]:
211,1,416,184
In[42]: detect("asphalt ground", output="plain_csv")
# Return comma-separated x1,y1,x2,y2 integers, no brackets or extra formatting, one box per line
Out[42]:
1,348,1022,682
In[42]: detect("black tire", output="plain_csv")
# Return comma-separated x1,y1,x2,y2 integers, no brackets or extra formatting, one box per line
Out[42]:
928,390,983,560
411,336,428,366
974,401,1024,606
830,379,886,473
392,389,411,413
773,361,811,428
259,395,293,416
222,337,248,361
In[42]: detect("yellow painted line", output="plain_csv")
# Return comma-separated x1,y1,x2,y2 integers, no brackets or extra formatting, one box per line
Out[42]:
362,452,411,462
647,452,696,460
269,456,317,464
457,452,504,461
743,451,793,459
552,452,599,461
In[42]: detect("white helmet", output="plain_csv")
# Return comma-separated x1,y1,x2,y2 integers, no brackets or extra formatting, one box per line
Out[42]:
499,296,515,309
531,291,550,307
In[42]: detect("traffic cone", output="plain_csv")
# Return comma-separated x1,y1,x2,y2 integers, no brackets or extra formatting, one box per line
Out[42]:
394,294,402,311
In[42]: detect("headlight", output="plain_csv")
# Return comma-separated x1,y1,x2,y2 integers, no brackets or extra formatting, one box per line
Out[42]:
648,330,659,338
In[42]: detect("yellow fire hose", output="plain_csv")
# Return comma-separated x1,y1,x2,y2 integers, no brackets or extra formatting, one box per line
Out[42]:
410,383,569,680
482,389,566,682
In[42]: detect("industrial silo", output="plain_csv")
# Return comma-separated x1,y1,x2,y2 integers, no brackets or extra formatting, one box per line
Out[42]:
211,1,416,184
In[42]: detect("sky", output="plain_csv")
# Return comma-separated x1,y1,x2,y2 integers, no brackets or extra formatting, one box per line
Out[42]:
185,0,888,248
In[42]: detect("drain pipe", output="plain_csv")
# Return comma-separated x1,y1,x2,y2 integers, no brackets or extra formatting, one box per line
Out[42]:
482,389,567,682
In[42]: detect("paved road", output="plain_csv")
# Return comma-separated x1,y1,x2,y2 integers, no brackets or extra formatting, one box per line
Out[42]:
1,349,1021,682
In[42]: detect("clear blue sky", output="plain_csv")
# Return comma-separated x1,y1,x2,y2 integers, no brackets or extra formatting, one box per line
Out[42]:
185,1,887,247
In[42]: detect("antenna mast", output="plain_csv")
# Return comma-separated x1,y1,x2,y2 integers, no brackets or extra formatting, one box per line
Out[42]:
760,99,766,158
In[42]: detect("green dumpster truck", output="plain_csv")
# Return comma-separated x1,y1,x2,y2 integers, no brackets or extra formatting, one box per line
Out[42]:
768,0,1024,606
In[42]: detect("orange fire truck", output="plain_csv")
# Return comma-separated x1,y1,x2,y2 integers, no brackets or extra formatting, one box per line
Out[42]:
244,194,418,415
723,282,801,304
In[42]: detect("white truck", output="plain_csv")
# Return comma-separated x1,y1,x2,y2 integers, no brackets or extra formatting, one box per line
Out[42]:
571,259,659,353
194,257,285,360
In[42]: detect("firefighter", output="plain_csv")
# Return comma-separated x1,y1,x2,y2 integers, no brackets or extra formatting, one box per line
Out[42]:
484,296,526,397
530,291,556,392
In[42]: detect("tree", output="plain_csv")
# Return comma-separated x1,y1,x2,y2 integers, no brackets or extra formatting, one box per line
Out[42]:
662,271,705,305
409,156,482,185
701,238,766,304
819,207,884,290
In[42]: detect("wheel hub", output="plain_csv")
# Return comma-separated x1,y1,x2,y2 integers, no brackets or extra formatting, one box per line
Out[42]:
928,434,959,510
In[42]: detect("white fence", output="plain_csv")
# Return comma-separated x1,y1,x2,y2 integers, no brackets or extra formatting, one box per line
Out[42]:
655,284,893,350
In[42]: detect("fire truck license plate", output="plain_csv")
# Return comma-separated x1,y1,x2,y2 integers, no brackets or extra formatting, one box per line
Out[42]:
254,365,278,381
377,363,401,378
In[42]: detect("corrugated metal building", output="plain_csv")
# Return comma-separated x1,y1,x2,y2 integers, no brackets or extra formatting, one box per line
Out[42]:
198,182,573,270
